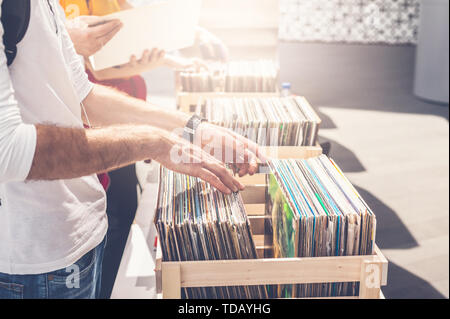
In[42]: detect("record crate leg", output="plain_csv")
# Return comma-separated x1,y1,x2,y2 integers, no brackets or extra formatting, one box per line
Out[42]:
161,263,182,299
359,261,383,299
359,245,388,299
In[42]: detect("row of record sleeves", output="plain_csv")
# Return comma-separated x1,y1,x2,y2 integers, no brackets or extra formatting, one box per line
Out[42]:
154,155,376,299
198,96,321,147
268,155,376,298
155,167,268,299
178,60,279,93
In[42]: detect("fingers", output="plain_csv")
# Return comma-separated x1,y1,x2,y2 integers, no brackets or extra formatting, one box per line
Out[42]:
136,49,165,66
187,143,244,193
160,128,254,194
129,55,138,67
185,143,245,193
236,149,258,177
140,49,151,64
224,128,267,163
217,129,259,175
196,123,262,177
214,132,256,182
96,22,122,47
200,159,244,193
89,19,123,38
192,58,209,72
195,167,232,195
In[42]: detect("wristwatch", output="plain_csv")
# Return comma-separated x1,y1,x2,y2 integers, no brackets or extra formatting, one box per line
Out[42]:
183,114,207,143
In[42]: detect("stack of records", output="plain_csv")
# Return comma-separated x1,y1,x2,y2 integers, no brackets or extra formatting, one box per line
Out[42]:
179,60,278,92
154,167,268,299
179,62,223,92
267,155,377,298
224,60,278,92
201,96,320,146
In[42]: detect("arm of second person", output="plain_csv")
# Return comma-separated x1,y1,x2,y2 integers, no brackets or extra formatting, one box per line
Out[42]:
87,49,166,81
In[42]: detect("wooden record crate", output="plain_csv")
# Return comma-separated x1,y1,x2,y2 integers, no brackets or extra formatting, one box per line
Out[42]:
255,144,322,161
155,172,388,300
175,69,280,114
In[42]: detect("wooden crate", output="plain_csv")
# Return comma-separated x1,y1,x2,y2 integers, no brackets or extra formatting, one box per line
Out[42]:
174,69,281,114
258,144,322,161
155,183,388,300
175,91,323,160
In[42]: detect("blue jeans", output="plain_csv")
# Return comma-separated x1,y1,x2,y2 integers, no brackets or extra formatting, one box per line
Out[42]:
0,236,106,299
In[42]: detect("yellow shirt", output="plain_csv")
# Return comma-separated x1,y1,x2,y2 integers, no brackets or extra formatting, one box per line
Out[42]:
60,0,121,19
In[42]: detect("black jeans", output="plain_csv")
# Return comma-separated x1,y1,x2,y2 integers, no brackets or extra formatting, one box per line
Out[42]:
99,164,138,299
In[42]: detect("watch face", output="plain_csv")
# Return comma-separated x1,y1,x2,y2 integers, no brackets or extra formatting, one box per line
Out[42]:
183,115,207,143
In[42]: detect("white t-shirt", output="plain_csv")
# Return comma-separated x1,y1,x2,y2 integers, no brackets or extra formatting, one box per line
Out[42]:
0,0,107,274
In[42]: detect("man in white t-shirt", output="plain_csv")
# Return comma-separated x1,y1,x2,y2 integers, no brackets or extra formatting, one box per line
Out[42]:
0,0,260,299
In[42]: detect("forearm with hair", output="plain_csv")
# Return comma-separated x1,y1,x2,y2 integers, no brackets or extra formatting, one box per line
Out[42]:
27,124,162,181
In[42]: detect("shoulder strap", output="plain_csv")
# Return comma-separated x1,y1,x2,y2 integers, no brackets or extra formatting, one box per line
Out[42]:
1,0,31,66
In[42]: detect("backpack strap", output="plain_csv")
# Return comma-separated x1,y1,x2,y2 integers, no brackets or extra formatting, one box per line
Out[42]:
1,0,31,66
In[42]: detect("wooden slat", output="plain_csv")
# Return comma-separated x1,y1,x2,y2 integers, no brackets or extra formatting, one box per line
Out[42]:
241,185,266,204
162,263,181,299
155,241,163,294
256,248,264,259
248,215,270,235
162,254,382,288
244,204,266,215
253,234,272,247
374,245,389,286
262,145,322,160
238,174,267,185
256,245,273,259
359,261,382,299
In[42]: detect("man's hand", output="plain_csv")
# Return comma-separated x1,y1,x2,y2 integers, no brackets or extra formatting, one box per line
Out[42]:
80,85,264,193
154,130,245,194
163,55,208,71
128,48,166,70
194,123,266,177
27,123,244,195
66,16,123,57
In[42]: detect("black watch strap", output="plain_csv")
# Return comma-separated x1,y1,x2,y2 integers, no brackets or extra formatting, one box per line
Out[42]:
183,115,206,143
